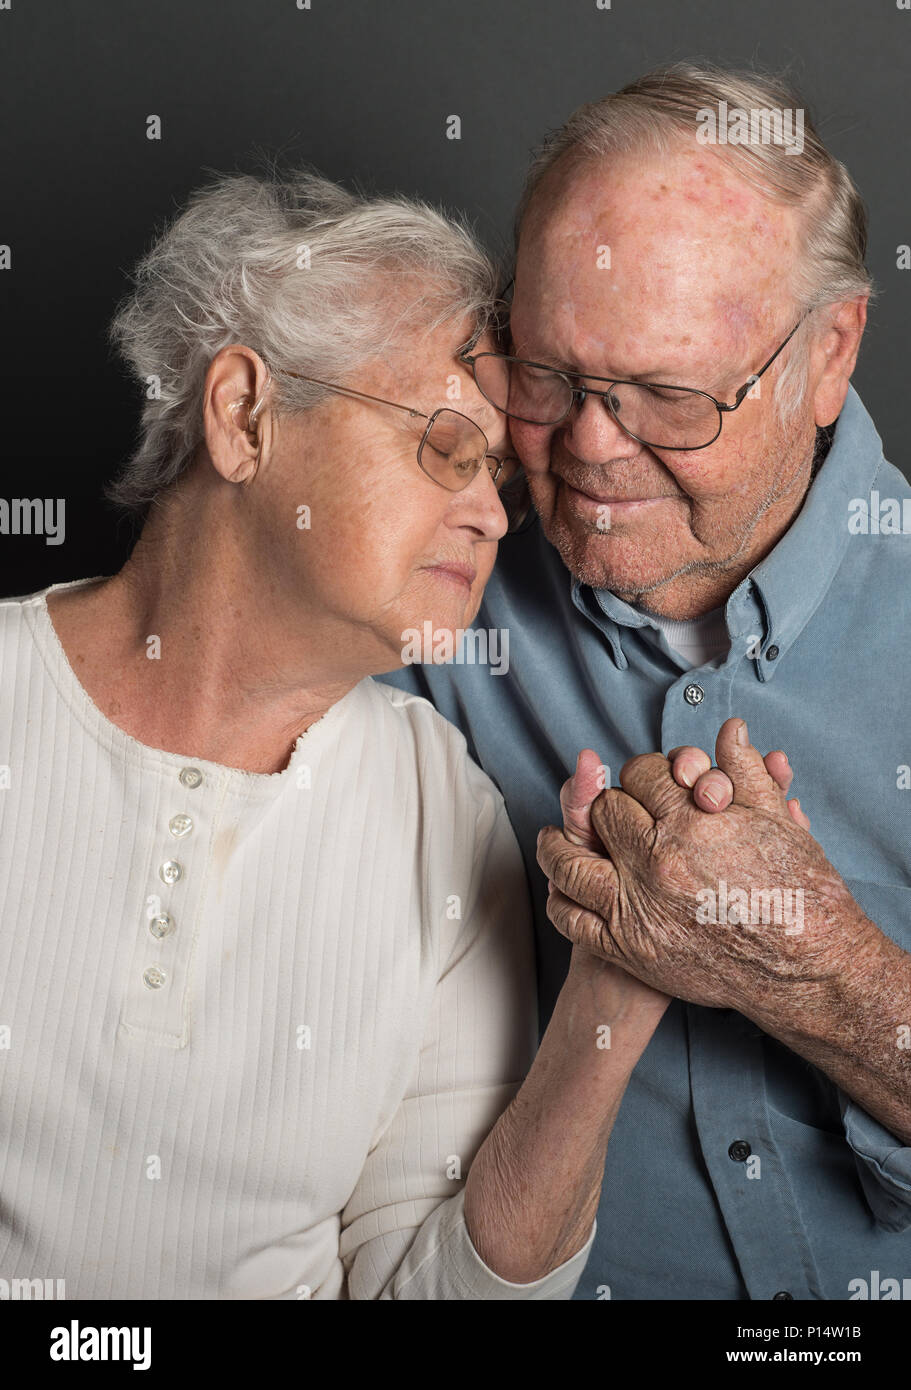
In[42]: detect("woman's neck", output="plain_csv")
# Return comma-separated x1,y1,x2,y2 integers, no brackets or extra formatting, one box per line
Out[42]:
46,501,363,774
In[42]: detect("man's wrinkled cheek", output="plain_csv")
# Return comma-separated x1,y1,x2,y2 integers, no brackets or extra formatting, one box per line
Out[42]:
668,439,754,503
510,420,554,473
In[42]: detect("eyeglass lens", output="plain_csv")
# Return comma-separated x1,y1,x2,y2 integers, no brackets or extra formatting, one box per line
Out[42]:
472,355,721,449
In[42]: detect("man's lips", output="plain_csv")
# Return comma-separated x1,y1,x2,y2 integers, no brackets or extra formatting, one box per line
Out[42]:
559,478,678,511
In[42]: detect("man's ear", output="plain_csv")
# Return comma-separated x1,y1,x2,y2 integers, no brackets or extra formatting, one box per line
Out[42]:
202,345,273,484
811,295,868,429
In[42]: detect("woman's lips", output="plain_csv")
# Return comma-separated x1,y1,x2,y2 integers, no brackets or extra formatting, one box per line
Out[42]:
423,564,476,590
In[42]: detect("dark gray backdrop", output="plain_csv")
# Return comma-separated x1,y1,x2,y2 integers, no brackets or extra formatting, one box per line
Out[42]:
1,0,908,594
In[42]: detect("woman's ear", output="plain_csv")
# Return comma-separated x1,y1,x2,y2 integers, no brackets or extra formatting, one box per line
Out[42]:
203,346,273,484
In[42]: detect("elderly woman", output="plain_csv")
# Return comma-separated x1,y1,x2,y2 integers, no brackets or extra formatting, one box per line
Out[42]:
0,165,722,1300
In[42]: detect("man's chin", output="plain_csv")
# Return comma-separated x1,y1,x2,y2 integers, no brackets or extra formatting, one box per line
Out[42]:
537,510,681,594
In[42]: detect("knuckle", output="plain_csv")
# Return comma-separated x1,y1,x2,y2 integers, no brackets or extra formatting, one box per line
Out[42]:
590,789,618,839
621,751,663,782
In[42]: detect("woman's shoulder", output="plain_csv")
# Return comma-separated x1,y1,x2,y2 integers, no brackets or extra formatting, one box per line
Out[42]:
366,676,507,820
0,583,53,651
0,578,106,637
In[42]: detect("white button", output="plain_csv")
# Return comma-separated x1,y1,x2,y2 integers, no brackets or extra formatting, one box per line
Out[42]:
180,767,203,790
169,813,193,838
143,965,166,990
149,913,174,939
160,860,182,885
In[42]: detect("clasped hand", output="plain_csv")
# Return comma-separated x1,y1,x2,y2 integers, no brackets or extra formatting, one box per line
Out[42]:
538,718,866,1015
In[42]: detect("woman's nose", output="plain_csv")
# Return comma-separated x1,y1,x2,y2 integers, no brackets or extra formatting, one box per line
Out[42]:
452,464,509,540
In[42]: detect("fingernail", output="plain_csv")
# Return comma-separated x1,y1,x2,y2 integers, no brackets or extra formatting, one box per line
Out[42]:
736,720,748,746
678,764,695,788
702,786,720,807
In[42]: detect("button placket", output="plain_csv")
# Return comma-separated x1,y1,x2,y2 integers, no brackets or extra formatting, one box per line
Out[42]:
120,764,213,1048
147,769,202,976
146,807,193,993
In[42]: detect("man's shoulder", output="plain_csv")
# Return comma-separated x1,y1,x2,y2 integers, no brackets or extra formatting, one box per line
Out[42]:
870,456,911,499
844,456,911,558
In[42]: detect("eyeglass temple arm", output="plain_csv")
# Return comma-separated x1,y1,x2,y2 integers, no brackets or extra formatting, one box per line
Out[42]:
722,318,806,412
274,368,429,422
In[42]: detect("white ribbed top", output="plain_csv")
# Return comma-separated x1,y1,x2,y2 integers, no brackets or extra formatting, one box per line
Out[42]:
0,579,593,1300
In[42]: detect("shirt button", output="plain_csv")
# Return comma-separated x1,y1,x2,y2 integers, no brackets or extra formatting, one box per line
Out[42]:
149,913,174,939
684,682,705,706
728,1139,752,1162
772,1291,793,1300
765,645,780,661
142,965,166,990
169,813,193,838
160,860,182,885
179,767,203,789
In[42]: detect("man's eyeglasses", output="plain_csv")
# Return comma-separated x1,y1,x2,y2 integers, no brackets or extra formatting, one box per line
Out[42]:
459,317,807,452
270,368,521,493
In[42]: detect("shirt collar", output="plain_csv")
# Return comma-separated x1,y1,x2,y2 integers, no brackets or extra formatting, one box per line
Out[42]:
570,385,885,680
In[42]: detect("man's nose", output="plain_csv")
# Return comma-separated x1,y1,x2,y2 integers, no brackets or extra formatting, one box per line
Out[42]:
561,390,641,464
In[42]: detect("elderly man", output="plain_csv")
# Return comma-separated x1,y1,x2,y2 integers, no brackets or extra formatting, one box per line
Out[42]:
383,61,911,1300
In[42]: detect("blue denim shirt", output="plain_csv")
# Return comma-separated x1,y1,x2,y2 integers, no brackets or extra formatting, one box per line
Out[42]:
381,384,911,1299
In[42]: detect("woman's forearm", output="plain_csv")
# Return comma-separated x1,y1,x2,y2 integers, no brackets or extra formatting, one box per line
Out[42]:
462,949,669,1285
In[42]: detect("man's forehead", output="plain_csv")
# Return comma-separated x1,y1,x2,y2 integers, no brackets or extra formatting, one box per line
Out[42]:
527,143,789,228
519,146,797,294
514,154,796,366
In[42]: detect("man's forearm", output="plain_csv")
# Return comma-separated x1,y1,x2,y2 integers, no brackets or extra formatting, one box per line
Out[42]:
750,913,911,1145
462,951,667,1285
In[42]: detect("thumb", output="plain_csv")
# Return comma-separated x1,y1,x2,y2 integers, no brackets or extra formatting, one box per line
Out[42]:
560,749,609,850
715,717,786,810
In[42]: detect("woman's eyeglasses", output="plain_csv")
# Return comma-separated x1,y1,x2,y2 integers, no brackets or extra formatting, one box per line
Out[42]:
271,368,522,494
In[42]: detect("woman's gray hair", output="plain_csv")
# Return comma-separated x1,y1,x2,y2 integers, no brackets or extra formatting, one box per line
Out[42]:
515,61,875,426
106,160,501,519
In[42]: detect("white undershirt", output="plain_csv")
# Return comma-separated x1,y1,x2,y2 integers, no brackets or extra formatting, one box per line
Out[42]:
0,578,593,1300
633,603,731,669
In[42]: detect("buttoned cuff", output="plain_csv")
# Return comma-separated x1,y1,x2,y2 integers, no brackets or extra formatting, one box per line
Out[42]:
840,1093,911,1232
393,1187,596,1299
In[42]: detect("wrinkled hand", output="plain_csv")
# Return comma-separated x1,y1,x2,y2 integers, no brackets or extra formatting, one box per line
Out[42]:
538,718,868,1015
560,745,672,1016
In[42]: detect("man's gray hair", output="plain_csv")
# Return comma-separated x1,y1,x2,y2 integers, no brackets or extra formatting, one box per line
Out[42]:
515,61,875,425
106,161,500,519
